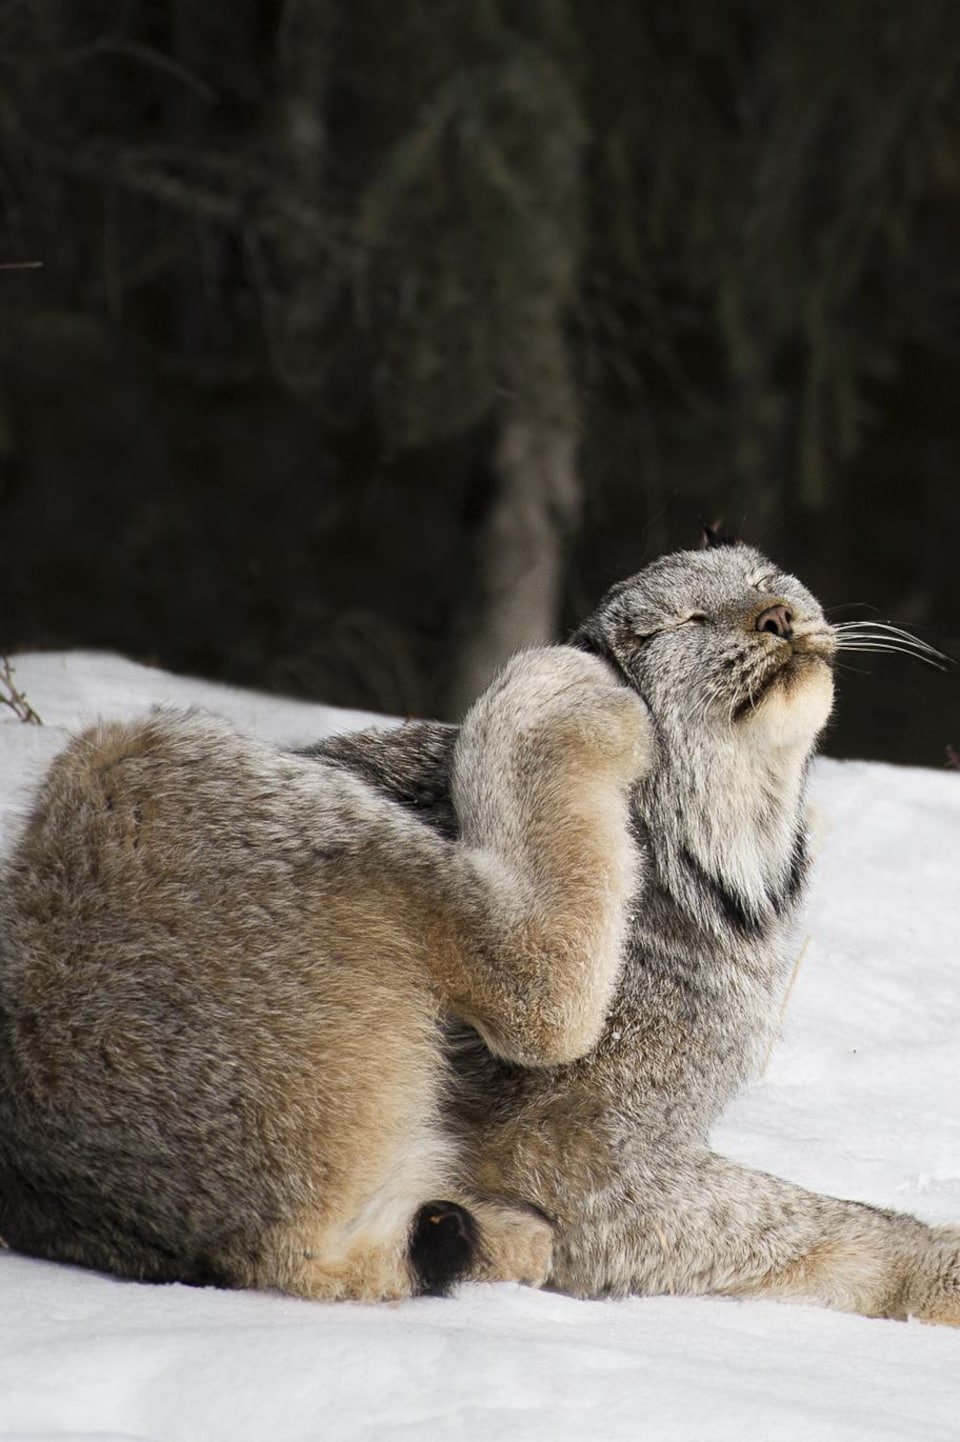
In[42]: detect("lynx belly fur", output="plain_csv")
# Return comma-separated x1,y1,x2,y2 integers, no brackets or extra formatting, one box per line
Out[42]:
1,543,958,1322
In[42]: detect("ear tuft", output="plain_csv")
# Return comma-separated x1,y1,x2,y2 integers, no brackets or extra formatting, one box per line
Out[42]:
699,520,738,549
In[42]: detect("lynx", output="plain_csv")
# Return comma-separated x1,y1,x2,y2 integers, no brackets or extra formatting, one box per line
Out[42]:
1,538,956,1323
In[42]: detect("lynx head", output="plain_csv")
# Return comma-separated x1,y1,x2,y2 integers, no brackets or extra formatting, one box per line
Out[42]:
573,543,836,757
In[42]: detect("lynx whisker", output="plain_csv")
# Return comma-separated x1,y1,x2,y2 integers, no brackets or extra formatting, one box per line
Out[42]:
835,641,947,671
834,620,947,657
833,622,949,671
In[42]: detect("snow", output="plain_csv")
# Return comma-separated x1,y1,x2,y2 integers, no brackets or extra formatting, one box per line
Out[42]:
1,651,958,1442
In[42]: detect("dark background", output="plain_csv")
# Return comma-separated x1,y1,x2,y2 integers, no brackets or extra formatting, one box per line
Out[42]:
0,1,957,764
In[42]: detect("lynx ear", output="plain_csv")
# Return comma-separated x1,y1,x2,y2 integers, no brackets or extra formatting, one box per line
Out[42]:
699,521,738,549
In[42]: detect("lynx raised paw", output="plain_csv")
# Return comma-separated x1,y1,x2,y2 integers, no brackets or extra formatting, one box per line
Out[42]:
448,645,646,1068
483,647,653,785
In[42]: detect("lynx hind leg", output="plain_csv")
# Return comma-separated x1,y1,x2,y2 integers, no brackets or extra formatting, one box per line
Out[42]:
732,1218,960,1327
450,647,651,1067
568,1151,960,1326
232,921,471,1303
694,1165,960,1326
227,1045,469,1304
7,714,487,1305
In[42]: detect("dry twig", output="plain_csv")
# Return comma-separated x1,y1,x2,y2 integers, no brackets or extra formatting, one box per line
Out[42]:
0,656,42,724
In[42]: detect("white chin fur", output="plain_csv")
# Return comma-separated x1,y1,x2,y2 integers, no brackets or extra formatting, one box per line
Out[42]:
747,658,834,750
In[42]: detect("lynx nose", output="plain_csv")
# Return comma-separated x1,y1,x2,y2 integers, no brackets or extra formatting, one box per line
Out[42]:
755,603,793,639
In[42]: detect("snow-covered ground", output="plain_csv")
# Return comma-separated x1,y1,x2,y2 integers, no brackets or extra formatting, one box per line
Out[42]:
1,652,958,1442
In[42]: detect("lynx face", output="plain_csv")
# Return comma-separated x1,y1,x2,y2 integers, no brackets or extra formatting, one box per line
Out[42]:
574,545,836,750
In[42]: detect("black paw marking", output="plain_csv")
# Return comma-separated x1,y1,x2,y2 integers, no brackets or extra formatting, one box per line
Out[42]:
409,1200,479,1297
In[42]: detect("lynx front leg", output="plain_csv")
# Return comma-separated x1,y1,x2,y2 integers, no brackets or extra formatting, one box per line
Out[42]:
552,1150,960,1325
447,647,651,1067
